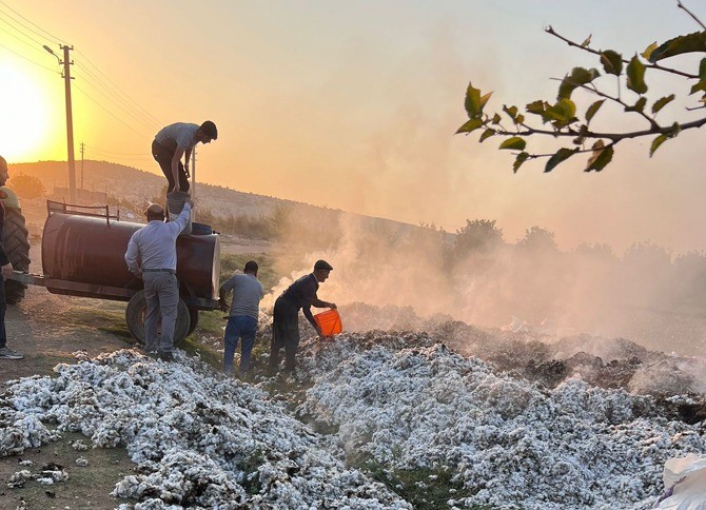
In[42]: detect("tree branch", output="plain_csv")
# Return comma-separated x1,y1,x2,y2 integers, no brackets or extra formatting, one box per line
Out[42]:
491,115,706,142
581,83,661,131
545,25,699,80
677,0,706,30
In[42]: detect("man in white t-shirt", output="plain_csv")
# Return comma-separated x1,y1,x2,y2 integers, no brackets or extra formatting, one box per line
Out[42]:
152,121,218,193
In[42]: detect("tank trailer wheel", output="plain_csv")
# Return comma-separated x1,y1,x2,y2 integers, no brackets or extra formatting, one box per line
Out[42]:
188,308,199,336
125,290,191,347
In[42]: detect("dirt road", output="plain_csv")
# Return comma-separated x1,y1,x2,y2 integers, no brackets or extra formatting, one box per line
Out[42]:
0,281,133,384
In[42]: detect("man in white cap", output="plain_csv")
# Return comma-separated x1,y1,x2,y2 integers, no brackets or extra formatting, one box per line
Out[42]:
124,199,193,360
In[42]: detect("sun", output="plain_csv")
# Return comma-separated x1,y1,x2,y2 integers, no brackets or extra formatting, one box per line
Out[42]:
0,62,52,162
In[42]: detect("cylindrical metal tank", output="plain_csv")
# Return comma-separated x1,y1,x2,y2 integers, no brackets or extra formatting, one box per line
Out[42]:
41,213,219,302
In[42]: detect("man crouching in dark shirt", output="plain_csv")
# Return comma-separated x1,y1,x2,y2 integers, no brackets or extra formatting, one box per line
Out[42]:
269,259,336,374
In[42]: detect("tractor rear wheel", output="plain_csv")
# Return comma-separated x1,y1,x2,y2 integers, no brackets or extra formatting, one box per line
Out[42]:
3,208,30,304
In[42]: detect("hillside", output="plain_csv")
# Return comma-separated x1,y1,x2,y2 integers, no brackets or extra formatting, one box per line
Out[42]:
11,160,421,234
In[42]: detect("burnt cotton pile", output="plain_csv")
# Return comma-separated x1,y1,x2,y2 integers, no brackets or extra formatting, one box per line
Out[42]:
1,319,706,509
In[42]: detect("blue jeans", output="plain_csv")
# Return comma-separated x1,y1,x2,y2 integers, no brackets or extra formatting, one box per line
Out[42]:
223,315,258,374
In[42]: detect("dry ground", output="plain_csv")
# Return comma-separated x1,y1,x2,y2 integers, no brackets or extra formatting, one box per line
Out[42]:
0,277,140,509
0,204,274,510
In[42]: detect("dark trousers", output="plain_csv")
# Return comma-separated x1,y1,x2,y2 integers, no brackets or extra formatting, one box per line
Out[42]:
270,296,300,372
0,277,6,349
152,139,190,193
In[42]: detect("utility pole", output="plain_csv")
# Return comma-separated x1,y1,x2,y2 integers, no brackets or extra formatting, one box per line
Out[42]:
43,44,77,203
62,45,77,203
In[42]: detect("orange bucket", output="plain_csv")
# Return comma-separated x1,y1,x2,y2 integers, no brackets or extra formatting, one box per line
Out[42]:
314,309,342,336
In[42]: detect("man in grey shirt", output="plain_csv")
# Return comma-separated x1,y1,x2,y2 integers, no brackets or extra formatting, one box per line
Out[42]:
152,121,217,193
219,260,264,375
124,200,193,361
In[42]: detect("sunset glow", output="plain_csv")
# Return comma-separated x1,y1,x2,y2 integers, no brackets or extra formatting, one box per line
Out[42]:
0,62,52,162
1,0,705,254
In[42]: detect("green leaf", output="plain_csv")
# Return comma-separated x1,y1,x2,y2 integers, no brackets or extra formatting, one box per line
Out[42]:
585,140,613,172
585,99,605,124
700,58,706,80
558,67,600,100
503,105,518,120
479,128,495,143
642,42,658,61
515,114,525,125
652,94,675,114
690,80,706,95
648,31,706,63
456,118,484,135
526,100,548,116
545,99,577,128
625,97,647,113
626,55,647,94
491,113,502,124
464,83,483,118
600,50,623,76
513,152,529,174
650,134,669,157
544,148,578,173
479,92,493,111
499,137,526,151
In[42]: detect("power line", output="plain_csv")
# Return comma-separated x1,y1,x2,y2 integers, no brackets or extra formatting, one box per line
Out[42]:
73,82,151,139
74,61,160,130
83,144,150,157
0,0,67,45
74,63,160,130
76,49,163,127
0,41,55,72
84,151,152,162
0,15,47,49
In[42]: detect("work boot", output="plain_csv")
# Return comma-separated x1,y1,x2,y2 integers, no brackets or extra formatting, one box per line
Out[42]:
159,351,174,362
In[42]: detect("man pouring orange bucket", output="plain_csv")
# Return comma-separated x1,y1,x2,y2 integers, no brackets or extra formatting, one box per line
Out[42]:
269,259,339,374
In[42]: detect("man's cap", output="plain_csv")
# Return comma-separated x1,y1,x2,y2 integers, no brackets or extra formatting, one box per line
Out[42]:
314,259,333,271
200,120,218,140
145,204,164,216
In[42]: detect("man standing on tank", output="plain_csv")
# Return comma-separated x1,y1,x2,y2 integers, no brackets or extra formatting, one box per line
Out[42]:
269,260,336,374
152,121,217,193
124,199,193,361
0,156,23,360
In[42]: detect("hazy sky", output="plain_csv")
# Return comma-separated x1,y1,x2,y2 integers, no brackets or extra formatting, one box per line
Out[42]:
1,0,704,254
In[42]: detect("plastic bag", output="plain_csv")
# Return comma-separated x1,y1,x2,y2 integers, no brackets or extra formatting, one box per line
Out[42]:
655,454,706,509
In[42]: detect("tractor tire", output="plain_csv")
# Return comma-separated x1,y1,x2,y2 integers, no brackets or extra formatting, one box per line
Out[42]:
2,208,30,305
125,290,191,347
